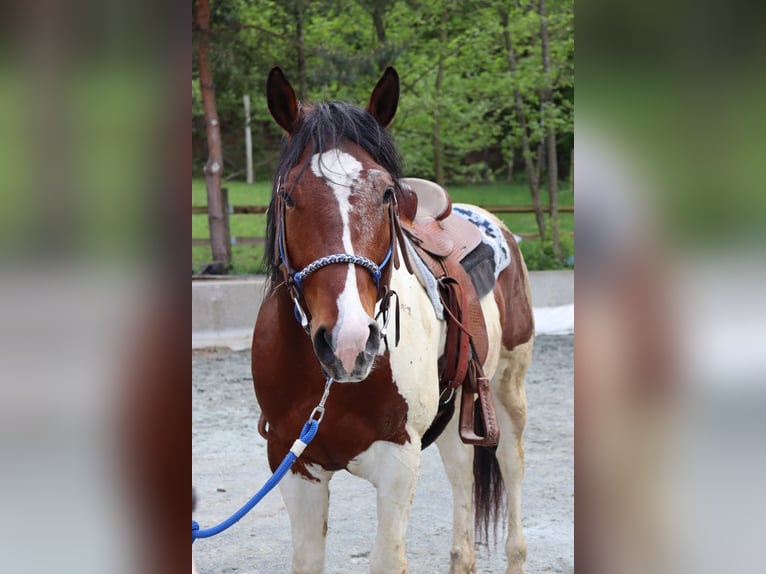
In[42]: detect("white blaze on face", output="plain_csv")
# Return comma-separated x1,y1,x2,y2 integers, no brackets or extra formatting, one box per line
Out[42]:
310,149,373,375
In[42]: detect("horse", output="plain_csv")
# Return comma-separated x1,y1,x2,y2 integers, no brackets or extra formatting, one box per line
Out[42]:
251,66,534,574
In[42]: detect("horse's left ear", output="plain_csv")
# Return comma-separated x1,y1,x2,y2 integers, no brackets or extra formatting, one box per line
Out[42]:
367,67,399,128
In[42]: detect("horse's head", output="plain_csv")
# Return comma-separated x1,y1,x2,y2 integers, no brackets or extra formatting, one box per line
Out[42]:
266,66,402,383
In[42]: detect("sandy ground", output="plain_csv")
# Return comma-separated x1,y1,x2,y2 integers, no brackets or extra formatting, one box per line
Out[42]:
192,334,573,573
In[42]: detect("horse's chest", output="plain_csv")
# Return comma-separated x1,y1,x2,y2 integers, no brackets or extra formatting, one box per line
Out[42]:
262,357,411,472
316,375,411,468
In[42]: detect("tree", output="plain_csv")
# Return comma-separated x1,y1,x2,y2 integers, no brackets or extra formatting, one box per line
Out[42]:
499,5,546,239
432,6,448,186
190,0,574,198
539,0,561,260
195,0,229,270
293,0,308,101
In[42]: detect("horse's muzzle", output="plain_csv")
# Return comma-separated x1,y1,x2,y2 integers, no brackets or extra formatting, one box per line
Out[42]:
312,321,381,382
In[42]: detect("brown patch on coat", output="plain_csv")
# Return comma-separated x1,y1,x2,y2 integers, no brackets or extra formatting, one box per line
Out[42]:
493,230,534,351
252,285,410,479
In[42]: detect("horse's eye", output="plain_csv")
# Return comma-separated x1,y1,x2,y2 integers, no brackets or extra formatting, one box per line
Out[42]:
383,186,394,204
280,188,295,208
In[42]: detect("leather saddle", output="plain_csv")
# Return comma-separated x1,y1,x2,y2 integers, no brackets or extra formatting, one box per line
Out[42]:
397,178,499,448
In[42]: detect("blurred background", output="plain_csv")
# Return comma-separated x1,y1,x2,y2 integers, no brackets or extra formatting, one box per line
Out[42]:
577,0,766,572
0,0,187,573
0,0,764,572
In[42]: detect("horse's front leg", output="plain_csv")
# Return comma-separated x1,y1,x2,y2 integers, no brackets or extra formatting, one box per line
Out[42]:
435,405,477,574
279,463,333,574
348,438,421,574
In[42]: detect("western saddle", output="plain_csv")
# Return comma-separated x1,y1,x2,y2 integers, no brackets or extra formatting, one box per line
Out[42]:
396,178,500,448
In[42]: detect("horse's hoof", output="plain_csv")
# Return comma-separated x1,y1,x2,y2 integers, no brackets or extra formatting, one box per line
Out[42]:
449,550,476,574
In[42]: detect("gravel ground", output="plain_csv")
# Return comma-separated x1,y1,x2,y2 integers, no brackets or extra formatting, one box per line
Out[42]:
193,334,573,573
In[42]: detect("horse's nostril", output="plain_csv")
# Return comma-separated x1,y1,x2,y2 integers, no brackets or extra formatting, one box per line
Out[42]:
366,322,381,354
313,326,336,364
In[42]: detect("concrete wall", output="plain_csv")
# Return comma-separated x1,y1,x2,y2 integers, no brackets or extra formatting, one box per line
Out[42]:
527,270,574,307
192,271,573,349
192,277,267,350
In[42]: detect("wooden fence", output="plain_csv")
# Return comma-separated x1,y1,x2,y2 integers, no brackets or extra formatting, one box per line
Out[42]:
192,188,574,248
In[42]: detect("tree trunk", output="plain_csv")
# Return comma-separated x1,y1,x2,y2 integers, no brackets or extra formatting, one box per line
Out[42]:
539,0,561,259
500,8,545,238
372,4,388,71
432,8,448,186
570,146,574,190
294,0,308,101
196,0,229,269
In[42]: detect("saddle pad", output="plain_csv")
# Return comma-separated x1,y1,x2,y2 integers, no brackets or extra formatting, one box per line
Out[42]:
403,205,513,318
460,242,496,299
403,237,444,319
451,204,512,279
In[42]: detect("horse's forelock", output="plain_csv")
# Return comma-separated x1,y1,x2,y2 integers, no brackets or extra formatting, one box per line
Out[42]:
264,101,403,288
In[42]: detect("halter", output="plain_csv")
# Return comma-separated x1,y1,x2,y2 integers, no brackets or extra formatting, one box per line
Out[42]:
274,176,398,331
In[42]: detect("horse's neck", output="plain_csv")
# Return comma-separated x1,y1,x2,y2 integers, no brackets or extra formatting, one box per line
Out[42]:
390,240,426,301
386,242,445,353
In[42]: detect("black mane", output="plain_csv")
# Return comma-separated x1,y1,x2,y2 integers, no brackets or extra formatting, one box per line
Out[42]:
264,101,404,286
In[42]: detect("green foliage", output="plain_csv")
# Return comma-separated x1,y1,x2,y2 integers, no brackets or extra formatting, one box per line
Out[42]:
192,0,574,269
193,0,573,183
520,231,574,271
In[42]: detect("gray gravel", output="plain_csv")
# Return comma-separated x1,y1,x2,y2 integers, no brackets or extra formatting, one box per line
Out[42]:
193,334,573,573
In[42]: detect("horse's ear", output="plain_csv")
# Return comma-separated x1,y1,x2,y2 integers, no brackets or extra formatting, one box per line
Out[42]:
367,67,399,128
267,67,300,134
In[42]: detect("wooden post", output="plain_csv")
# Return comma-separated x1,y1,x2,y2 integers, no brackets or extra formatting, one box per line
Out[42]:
243,95,254,184
507,147,515,185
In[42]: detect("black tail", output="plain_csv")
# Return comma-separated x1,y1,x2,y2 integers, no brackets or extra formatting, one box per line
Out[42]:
473,443,505,545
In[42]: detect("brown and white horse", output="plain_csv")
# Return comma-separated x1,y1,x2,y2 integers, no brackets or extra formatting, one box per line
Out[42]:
252,66,534,574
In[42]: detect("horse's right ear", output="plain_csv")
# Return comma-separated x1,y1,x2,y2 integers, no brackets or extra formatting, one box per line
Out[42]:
267,67,300,134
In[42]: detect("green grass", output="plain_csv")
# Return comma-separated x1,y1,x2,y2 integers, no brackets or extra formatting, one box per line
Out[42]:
192,178,573,274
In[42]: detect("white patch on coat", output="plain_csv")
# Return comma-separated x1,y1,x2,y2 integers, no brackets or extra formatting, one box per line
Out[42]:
346,438,421,573
310,149,371,374
310,149,361,252
479,290,503,380
385,255,443,436
279,463,333,574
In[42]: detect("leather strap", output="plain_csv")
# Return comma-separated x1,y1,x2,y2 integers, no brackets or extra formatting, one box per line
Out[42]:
391,195,414,274
439,278,471,390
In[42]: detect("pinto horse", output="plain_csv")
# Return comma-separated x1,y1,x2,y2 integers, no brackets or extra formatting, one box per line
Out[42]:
252,66,534,574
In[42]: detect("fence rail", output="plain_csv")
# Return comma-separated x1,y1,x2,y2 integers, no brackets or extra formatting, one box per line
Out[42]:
192,188,573,250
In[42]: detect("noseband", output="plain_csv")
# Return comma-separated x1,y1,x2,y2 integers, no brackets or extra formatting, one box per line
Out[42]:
274,176,400,332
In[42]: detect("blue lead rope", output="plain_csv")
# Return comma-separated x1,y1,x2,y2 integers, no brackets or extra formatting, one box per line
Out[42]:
192,378,333,544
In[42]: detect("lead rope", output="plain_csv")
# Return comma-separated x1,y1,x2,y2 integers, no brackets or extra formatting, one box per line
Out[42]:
192,377,335,543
